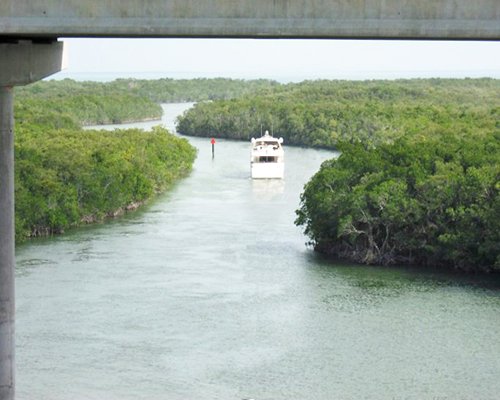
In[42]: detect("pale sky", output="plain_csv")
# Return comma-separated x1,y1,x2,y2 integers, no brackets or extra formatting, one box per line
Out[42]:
55,38,500,81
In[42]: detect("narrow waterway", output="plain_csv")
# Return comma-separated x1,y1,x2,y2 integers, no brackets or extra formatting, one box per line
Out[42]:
16,104,500,400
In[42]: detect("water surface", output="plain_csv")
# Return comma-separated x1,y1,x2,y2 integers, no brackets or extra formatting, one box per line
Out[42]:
16,103,500,400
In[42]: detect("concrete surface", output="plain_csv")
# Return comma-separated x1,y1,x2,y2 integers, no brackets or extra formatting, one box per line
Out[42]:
0,0,499,40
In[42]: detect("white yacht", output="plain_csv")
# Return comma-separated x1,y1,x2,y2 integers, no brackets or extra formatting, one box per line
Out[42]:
250,130,284,179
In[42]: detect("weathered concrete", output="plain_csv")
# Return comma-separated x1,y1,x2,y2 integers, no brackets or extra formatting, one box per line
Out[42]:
0,40,63,400
0,86,15,400
0,0,499,40
0,41,64,87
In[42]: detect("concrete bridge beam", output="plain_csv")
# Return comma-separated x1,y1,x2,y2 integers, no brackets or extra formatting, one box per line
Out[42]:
0,0,499,40
0,40,63,400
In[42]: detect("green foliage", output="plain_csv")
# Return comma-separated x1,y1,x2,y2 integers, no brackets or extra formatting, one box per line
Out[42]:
14,80,199,242
17,77,278,114
107,77,280,102
295,133,500,272
176,78,500,148
16,83,163,126
15,124,196,241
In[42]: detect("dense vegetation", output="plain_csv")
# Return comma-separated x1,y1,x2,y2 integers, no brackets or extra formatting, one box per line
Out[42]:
14,80,198,242
15,126,196,240
18,77,279,115
16,81,163,126
177,78,499,148
295,134,500,272
264,79,500,272
106,77,279,102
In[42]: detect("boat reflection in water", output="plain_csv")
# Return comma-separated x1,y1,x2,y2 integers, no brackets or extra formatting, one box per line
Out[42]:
251,178,285,202
250,130,284,179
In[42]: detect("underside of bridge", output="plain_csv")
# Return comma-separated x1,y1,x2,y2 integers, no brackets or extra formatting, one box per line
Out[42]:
1,0,499,40
1,1,499,399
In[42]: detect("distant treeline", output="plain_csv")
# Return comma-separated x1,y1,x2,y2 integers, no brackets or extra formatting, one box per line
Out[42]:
17,77,279,124
176,78,499,148
17,81,163,126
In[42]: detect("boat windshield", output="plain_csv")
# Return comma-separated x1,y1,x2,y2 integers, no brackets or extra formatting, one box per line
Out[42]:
255,140,279,146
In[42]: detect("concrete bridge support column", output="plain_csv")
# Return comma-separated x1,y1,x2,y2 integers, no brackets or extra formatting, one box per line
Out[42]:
0,85,15,400
0,39,63,400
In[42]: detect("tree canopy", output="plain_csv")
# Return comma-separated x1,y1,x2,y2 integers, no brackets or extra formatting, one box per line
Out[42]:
176,78,499,149
295,132,499,272
13,78,199,242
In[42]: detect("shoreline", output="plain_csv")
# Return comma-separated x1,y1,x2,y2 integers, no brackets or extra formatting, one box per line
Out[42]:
82,115,162,128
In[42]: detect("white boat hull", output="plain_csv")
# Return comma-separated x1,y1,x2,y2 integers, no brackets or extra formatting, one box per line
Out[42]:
251,161,284,179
